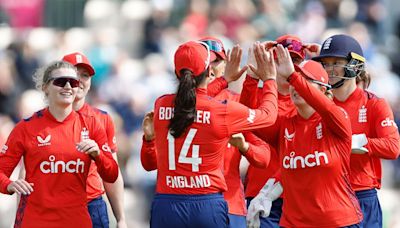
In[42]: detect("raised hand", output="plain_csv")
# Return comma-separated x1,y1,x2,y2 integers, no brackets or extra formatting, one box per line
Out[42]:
246,46,258,79
224,45,248,83
142,111,155,141
274,44,295,79
303,43,321,58
7,179,34,195
248,42,277,81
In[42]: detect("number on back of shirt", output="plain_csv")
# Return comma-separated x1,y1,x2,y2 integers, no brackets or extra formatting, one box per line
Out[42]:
167,128,202,172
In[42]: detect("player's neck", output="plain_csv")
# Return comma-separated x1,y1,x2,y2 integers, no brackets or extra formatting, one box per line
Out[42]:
48,105,73,122
332,81,357,102
73,98,85,111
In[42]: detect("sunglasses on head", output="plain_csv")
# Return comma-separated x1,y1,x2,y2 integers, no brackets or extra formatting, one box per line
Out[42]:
201,39,225,53
275,39,304,52
49,77,80,88
196,41,211,69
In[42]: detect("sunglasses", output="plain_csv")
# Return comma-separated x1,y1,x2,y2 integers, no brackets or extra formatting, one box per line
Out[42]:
201,39,225,53
196,41,211,69
48,77,80,88
275,39,304,52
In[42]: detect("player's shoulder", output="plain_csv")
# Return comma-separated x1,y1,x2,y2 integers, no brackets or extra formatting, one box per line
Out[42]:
363,90,390,107
23,109,46,122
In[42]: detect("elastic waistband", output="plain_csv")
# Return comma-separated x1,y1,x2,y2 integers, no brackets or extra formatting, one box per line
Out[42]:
355,188,377,199
155,193,223,201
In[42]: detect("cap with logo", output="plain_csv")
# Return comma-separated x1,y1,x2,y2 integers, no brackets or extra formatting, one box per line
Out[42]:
62,52,95,76
276,35,306,60
174,41,216,78
312,34,365,63
199,36,226,60
295,60,331,88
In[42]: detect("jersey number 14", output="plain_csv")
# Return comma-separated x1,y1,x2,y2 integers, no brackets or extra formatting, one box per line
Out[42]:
168,128,202,172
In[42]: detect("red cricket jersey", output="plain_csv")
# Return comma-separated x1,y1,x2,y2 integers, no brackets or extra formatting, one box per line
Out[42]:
253,73,363,227
333,87,400,191
154,80,277,195
78,103,118,202
240,75,296,197
0,109,118,228
214,89,270,216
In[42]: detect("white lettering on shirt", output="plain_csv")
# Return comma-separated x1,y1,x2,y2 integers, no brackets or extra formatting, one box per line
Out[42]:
283,151,329,169
381,117,398,128
166,175,211,188
40,155,85,174
158,107,210,124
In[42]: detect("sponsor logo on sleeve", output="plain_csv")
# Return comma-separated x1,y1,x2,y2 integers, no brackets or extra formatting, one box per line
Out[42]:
1,145,8,154
247,109,256,123
381,117,398,128
102,143,112,153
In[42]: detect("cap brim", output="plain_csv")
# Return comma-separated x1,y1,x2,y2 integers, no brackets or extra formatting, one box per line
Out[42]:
76,63,95,76
294,64,331,88
312,53,347,61
210,52,217,62
289,51,304,60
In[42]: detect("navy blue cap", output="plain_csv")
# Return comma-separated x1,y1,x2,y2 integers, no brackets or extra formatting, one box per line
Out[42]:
313,34,365,62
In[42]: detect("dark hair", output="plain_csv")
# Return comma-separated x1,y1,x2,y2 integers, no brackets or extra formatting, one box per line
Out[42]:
169,69,208,138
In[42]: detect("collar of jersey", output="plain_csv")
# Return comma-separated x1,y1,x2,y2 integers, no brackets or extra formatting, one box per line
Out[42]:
333,86,363,104
44,108,77,123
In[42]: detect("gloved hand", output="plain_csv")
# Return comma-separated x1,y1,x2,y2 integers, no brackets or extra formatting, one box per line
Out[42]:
246,178,283,228
351,134,368,154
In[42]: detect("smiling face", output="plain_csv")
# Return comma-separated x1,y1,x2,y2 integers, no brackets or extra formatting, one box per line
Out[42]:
43,67,78,107
75,66,92,101
318,57,348,85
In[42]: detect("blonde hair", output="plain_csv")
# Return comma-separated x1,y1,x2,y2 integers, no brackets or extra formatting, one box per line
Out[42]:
33,61,76,91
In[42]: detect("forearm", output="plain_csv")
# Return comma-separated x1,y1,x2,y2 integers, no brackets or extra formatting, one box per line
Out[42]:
104,169,126,222
367,135,400,159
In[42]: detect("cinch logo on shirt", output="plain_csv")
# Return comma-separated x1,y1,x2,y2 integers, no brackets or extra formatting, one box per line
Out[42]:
283,151,329,169
102,143,112,153
37,135,51,147
40,155,85,174
381,117,398,128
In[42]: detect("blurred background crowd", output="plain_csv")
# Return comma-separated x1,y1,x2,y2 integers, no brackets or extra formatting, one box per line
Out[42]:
0,0,400,227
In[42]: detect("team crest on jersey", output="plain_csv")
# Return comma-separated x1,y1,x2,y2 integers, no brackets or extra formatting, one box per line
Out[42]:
81,128,90,141
358,105,367,123
37,135,51,147
1,145,8,154
316,123,323,139
284,128,295,141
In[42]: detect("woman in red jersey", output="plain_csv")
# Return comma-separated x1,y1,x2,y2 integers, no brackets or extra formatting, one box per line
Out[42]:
148,40,278,228
242,45,363,227
141,36,271,228
313,34,400,228
0,61,118,228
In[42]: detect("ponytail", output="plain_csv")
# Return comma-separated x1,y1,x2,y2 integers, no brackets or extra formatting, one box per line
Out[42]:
169,69,207,137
